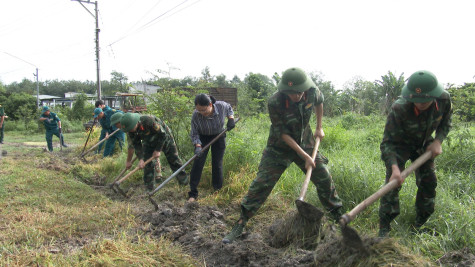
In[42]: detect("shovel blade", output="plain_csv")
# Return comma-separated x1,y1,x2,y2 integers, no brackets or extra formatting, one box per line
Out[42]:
295,200,324,222
341,225,368,254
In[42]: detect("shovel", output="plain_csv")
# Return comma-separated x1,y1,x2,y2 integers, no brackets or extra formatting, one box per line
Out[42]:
295,136,325,221
113,156,156,197
82,119,97,155
81,128,120,158
339,150,433,252
109,156,138,193
148,118,240,210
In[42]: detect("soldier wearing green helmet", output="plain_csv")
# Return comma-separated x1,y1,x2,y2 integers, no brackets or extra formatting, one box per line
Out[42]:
110,112,163,180
222,67,343,244
39,106,68,152
120,113,188,191
378,70,452,237
95,107,125,157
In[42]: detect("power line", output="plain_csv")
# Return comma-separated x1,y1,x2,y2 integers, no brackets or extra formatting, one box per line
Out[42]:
2,51,37,67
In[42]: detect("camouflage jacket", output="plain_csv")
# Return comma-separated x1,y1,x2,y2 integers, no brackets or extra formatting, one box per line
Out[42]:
266,87,324,152
40,112,61,131
380,91,452,166
128,115,172,159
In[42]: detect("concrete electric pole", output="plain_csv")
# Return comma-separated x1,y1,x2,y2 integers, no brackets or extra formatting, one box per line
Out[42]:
72,0,102,100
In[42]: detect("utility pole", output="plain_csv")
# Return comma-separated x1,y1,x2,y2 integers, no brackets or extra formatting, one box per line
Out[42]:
72,0,101,100
33,68,39,107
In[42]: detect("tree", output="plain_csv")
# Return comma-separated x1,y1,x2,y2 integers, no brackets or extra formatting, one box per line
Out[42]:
243,73,275,113
448,83,475,121
375,71,406,114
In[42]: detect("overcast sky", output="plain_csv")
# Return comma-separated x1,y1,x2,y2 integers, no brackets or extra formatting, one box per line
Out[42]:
1,0,474,88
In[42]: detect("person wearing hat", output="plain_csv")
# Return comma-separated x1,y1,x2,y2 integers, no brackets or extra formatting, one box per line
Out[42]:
94,107,125,157
110,112,163,180
378,70,452,237
94,100,113,154
187,93,235,203
39,106,68,152
222,67,343,244
120,113,189,191
0,103,5,144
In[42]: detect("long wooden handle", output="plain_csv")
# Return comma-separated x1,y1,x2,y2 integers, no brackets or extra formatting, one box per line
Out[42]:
342,151,433,225
298,136,321,201
115,156,155,185
81,128,121,157
111,156,138,184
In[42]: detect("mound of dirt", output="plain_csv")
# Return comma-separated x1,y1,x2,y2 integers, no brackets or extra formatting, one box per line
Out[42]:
437,247,475,267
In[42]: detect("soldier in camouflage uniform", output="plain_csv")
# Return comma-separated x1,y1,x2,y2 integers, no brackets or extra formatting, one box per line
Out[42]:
120,113,188,191
222,67,343,244
110,112,162,181
378,70,452,237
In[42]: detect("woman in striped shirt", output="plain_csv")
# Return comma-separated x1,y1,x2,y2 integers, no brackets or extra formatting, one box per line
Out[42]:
188,94,235,202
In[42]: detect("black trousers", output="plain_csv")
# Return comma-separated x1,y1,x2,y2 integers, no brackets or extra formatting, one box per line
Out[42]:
188,134,226,199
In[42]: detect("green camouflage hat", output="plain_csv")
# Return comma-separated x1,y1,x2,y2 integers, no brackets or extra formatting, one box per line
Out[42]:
110,112,124,127
277,67,316,94
401,70,444,103
120,112,140,132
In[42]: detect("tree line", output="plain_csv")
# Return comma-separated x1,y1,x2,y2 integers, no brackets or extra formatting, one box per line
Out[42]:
0,67,473,123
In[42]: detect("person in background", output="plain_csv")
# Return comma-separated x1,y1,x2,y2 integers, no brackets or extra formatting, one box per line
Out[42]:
39,106,68,152
378,70,452,237
187,94,235,202
94,107,125,157
222,67,343,244
120,113,188,191
95,100,112,154
0,103,5,144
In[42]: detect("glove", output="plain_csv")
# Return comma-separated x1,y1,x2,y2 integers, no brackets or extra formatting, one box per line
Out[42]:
226,118,235,131
194,146,202,157
45,118,51,123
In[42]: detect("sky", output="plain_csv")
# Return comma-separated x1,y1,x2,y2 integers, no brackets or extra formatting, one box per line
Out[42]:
1,0,474,89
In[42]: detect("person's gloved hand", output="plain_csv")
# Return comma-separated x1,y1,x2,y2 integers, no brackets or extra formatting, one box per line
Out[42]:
45,118,51,123
194,146,202,157
226,118,235,131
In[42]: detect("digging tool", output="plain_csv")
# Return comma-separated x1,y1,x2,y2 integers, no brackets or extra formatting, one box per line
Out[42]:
148,118,240,210
82,119,97,155
109,156,138,193
113,156,156,197
59,127,63,152
81,128,120,158
295,136,325,221
339,150,433,252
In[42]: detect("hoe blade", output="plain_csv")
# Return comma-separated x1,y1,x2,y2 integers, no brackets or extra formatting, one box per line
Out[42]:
295,200,324,222
341,224,368,254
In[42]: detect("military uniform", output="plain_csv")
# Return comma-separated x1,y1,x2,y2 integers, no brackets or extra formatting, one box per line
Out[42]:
97,105,112,153
40,110,66,152
0,104,5,144
240,87,343,220
99,108,125,157
379,91,452,230
128,115,188,190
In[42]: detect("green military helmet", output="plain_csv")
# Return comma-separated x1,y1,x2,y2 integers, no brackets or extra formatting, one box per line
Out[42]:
277,67,316,94
120,112,140,132
93,107,103,118
42,106,50,113
110,112,124,127
401,70,444,103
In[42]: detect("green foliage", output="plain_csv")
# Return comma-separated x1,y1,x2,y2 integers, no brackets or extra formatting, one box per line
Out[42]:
1,92,37,120
375,71,406,114
70,93,94,121
448,83,475,121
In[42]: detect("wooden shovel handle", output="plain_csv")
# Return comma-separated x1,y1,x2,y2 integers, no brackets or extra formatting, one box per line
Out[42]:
111,156,138,184
343,150,433,224
298,136,321,201
115,156,155,185
81,128,120,157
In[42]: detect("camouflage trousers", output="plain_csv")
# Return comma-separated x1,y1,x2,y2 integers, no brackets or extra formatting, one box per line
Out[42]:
379,149,437,228
240,146,343,220
142,137,188,188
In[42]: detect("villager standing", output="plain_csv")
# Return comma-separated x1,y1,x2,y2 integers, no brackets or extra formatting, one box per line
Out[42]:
187,94,235,202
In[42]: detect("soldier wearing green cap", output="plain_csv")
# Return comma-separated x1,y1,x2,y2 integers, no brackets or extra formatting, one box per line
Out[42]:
0,104,5,144
222,67,343,244
94,100,113,154
120,113,188,191
110,112,163,180
378,70,452,237
39,106,68,152
94,107,125,157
